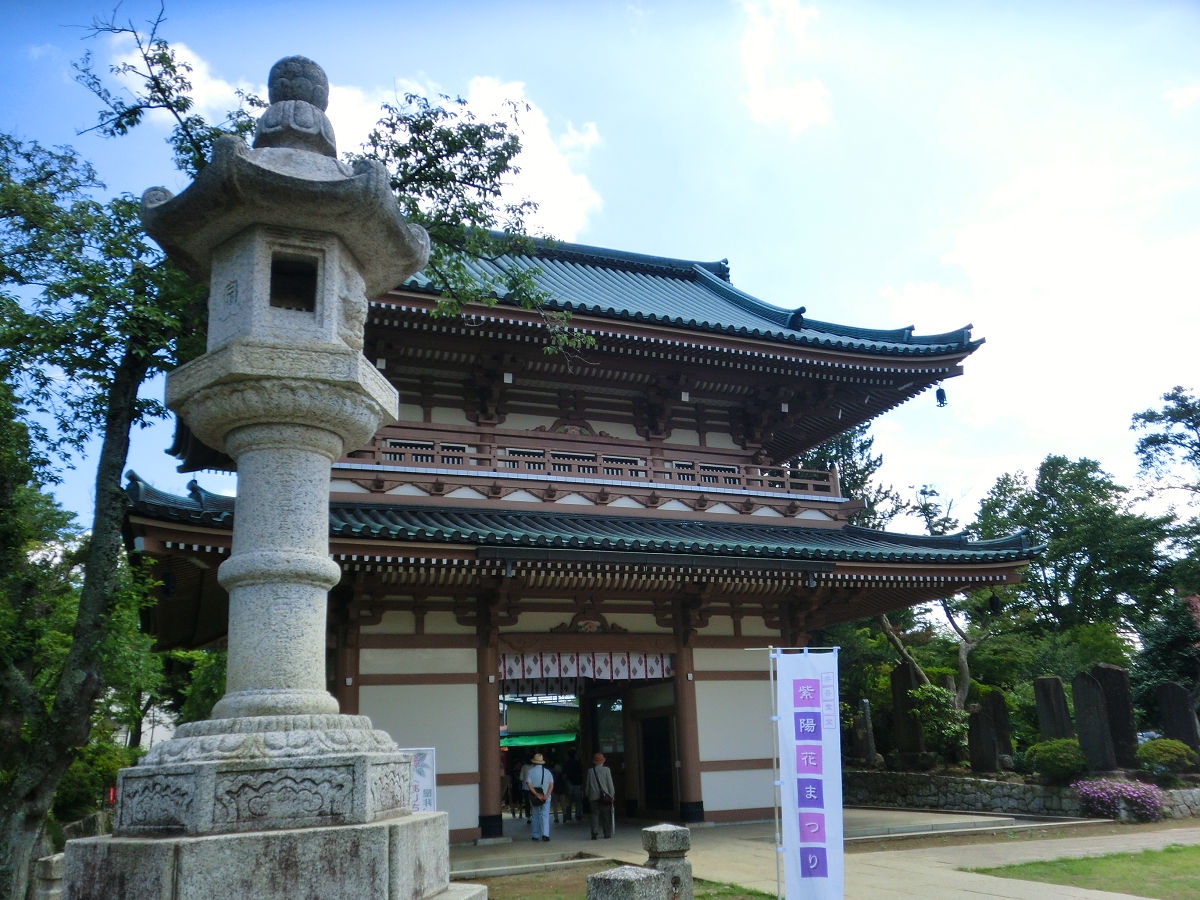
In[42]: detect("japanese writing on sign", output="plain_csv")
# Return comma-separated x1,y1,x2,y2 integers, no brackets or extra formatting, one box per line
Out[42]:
776,651,843,898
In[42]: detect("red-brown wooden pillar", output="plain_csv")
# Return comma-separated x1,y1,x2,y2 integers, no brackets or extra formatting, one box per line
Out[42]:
477,641,503,838
674,645,704,822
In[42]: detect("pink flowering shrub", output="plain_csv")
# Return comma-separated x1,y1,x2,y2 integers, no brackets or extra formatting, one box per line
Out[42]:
1071,778,1164,822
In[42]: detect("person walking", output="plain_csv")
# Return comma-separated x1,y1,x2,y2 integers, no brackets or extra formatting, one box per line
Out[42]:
525,752,554,842
584,752,615,839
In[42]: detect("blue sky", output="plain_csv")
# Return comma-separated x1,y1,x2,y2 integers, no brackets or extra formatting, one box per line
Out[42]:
5,1,1200,530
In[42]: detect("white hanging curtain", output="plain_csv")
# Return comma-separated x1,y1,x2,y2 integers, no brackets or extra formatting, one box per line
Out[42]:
500,652,674,695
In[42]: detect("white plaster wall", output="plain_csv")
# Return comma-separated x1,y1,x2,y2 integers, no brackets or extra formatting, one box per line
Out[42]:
358,648,476,676
425,610,474,634
431,406,471,426
663,428,700,446
701,768,774,813
360,610,415,634
696,681,773,762
360,684,480,832
437,784,482,834
740,620,779,637
396,402,424,421
362,684,479,771
694,649,771,672
703,431,738,450
699,617,735,637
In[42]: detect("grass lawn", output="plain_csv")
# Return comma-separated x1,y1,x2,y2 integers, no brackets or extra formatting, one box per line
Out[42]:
972,843,1200,899
472,861,775,899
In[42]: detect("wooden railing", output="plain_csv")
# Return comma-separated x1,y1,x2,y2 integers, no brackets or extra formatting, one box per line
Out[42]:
343,426,840,498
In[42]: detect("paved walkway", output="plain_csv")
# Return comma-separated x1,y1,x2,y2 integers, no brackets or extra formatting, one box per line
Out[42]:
450,809,1200,898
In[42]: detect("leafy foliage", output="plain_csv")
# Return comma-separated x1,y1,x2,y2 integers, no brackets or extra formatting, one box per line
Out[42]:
1136,738,1198,775
906,684,968,758
51,723,137,824
972,455,1172,632
75,19,264,179
1131,594,1200,721
1132,386,1200,495
164,649,227,724
1027,738,1089,784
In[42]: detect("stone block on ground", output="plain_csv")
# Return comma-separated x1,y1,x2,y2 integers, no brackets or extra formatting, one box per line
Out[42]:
64,811,465,900
642,824,692,899
641,823,690,855
587,865,668,899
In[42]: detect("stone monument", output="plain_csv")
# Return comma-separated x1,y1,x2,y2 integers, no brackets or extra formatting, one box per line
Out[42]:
64,56,483,899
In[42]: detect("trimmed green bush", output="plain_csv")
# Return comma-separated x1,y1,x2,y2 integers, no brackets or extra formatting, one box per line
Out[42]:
1027,738,1088,784
1137,737,1198,774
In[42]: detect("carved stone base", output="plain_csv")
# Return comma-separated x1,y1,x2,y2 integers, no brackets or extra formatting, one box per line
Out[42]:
115,714,411,836
64,811,485,900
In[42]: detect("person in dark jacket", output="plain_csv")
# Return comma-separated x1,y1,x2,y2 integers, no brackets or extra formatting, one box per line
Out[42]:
584,752,615,839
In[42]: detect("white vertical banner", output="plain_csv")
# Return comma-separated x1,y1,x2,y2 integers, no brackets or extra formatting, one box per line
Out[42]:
776,649,843,898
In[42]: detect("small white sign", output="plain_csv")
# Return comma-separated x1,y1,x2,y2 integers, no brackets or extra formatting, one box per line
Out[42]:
400,747,437,812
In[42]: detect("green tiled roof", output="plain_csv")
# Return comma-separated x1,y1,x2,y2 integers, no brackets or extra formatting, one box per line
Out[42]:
403,237,981,357
126,473,1032,566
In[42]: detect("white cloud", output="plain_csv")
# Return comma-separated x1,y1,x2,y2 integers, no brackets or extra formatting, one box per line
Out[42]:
1165,84,1200,112
874,149,1200,518
332,76,603,240
739,0,832,136
464,77,602,241
26,43,58,61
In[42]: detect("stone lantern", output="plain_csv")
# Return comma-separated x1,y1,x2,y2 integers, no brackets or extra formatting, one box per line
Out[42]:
64,57,482,899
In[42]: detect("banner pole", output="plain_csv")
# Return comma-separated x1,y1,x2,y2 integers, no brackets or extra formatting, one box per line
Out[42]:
769,645,782,900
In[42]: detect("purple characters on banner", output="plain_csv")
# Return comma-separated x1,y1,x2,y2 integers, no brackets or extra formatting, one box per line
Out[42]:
798,812,826,843
801,847,829,878
777,650,842,897
794,675,830,878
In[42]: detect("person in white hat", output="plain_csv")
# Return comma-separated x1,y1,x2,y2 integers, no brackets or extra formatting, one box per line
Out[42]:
524,752,555,841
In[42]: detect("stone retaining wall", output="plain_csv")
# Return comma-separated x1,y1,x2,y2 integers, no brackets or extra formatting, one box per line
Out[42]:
845,770,1200,820
1162,787,1200,818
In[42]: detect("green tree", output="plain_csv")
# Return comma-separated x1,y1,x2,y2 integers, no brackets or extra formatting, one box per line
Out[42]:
796,423,911,529
1132,386,1200,497
972,454,1172,633
0,134,191,896
1131,594,1200,722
